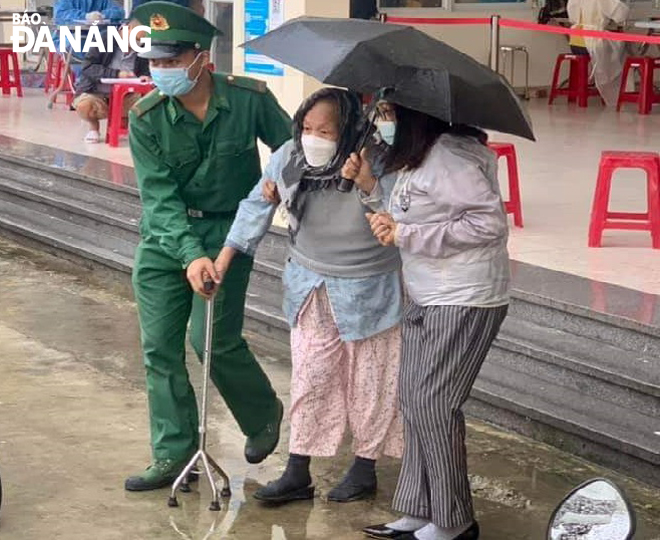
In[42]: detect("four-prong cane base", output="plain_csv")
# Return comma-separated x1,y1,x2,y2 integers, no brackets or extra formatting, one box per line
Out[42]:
168,449,231,510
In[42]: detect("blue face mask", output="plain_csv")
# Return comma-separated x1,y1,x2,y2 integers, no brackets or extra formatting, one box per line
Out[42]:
150,55,203,96
376,120,396,146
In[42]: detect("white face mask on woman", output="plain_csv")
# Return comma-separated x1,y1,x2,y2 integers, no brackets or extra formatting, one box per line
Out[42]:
376,120,396,146
301,134,338,167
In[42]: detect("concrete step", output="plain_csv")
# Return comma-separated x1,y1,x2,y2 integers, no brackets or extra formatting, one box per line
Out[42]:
495,317,660,416
0,177,140,244
509,275,660,358
0,198,133,272
0,157,139,204
469,363,660,487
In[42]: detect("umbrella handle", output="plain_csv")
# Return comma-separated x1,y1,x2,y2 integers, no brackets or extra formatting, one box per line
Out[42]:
336,108,378,194
337,177,354,193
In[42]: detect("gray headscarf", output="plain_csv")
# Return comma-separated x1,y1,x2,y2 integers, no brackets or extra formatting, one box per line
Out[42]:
281,88,365,242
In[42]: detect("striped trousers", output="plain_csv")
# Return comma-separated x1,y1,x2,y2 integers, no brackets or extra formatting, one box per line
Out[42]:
392,303,508,528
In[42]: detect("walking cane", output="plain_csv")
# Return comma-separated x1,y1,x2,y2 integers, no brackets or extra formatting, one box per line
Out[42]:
168,280,231,511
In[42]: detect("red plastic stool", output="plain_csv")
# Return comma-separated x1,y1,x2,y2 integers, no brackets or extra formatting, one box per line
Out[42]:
49,53,76,106
106,82,154,147
616,57,660,115
489,142,523,228
0,48,23,97
44,51,58,93
548,54,600,108
588,151,660,248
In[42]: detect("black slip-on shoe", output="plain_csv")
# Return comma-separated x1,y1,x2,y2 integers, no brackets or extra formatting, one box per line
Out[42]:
362,523,412,539
253,477,315,504
393,522,479,540
327,479,377,502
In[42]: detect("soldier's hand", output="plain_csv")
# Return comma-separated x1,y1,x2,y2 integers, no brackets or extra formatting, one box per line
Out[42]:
186,257,219,298
262,180,280,204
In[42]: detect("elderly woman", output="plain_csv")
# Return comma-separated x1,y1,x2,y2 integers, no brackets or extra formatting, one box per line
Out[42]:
214,88,403,504
344,103,509,540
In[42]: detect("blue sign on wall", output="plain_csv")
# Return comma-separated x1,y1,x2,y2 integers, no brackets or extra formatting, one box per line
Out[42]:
244,0,284,76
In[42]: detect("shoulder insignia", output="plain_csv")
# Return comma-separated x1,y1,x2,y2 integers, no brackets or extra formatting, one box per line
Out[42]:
132,89,168,117
224,74,268,93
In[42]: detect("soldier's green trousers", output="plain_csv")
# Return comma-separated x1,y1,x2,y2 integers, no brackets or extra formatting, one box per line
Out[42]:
132,222,279,461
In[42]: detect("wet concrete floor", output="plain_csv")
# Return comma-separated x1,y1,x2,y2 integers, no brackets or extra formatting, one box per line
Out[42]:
0,237,658,540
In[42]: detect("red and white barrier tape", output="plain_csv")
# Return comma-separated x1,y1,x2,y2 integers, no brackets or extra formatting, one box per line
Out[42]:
384,15,660,45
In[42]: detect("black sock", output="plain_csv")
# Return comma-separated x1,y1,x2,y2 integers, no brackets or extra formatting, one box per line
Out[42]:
280,453,311,487
345,456,376,485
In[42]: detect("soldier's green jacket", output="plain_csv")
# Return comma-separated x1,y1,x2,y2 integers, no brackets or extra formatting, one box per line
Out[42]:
129,73,292,268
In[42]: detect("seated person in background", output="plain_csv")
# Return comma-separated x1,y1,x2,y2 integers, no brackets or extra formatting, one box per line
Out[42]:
54,0,124,25
52,0,124,65
73,0,204,143
567,0,629,105
54,0,202,24
73,16,149,143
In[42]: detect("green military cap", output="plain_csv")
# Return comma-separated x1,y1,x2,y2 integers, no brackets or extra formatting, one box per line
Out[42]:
132,1,220,59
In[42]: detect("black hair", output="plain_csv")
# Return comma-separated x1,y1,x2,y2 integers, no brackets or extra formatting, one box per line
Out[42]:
384,105,488,173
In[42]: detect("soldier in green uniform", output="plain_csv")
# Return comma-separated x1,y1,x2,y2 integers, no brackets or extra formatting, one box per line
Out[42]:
125,1,292,491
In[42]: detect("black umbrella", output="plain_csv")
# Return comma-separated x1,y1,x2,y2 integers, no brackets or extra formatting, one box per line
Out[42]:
243,17,534,141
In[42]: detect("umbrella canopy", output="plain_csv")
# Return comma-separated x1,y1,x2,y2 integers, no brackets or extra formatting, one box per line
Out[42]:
243,17,534,141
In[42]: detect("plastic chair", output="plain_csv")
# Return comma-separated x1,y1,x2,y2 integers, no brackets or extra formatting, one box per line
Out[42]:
0,48,23,97
50,53,76,106
616,57,660,115
44,51,58,93
549,54,600,108
106,82,154,147
489,142,524,228
588,151,660,248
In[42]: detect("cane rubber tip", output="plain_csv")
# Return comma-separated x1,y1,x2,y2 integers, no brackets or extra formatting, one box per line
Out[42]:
168,497,179,507
180,483,191,493
221,487,231,497
47,102,53,110
209,501,221,511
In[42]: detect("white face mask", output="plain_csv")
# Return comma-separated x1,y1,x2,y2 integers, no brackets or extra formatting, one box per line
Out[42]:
376,120,396,146
301,134,338,168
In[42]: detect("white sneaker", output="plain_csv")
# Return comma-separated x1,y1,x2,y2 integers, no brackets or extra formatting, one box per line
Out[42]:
84,130,100,144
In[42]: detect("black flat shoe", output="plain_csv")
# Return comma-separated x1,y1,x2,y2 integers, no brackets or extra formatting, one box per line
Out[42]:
253,476,315,504
362,523,411,539
327,480,377,502
327,464,377,503
391,522,479,540
457,522,479,539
